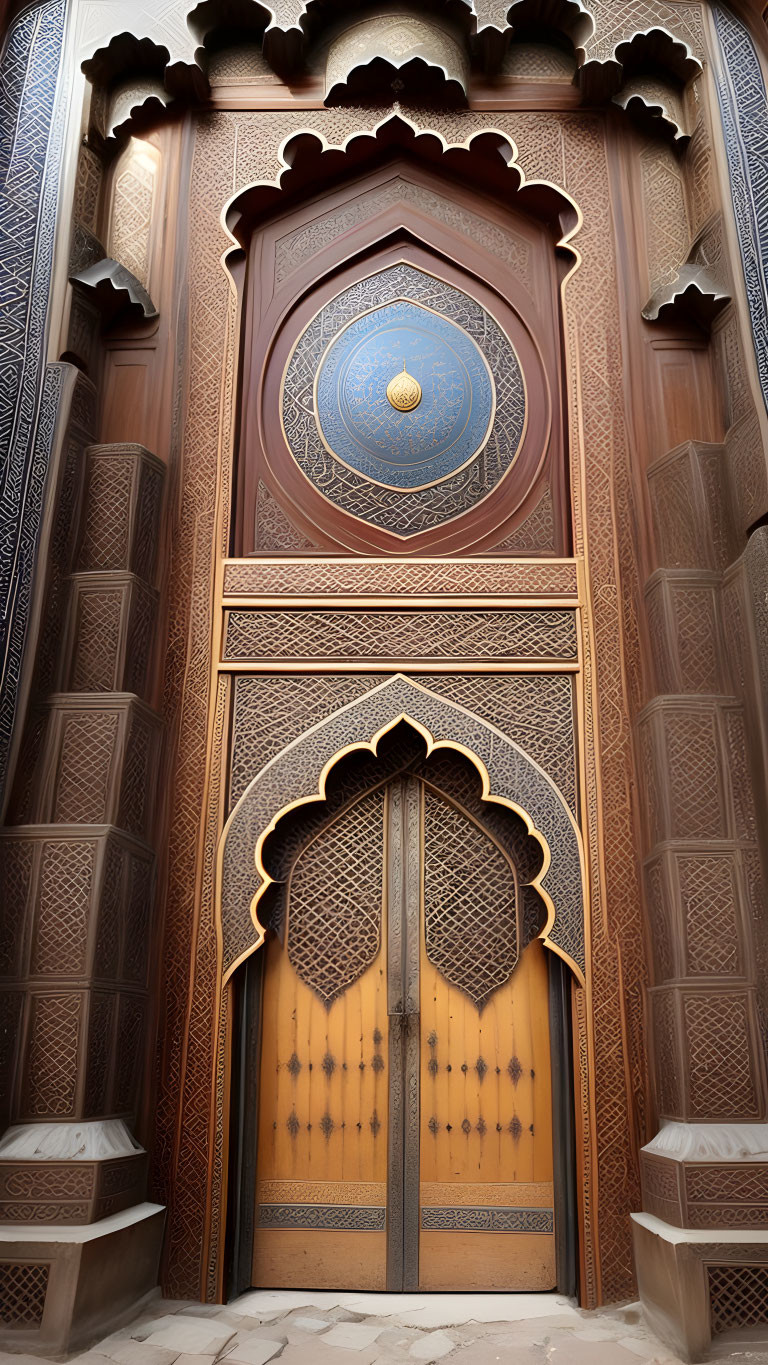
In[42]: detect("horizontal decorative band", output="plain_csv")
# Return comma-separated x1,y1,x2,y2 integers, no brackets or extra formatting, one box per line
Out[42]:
223,608,578,663
420,1206,554,1233
258,1180,387,1206
257,1203,386,1231
223,559,580,602
420,1181,553,1208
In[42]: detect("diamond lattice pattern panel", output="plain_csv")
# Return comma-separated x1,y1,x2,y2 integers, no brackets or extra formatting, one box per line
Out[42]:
287,788,384,1007
0,1261,49,1328
423,787,518,1008
709,1264,768,1334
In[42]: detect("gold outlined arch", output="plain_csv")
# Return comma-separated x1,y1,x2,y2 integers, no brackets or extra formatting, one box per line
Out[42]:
217,674,586,989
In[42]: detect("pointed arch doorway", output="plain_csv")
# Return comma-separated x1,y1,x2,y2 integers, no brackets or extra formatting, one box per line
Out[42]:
229,719,578,1294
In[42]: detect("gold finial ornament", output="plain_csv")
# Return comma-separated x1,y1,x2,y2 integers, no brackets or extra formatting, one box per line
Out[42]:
386,361,422,412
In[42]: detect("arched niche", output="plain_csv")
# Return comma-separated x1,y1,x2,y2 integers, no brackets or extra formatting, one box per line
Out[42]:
227,118,579,556
218,673,587,986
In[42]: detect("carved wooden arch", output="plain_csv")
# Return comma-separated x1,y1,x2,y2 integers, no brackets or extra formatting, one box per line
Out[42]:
228,116,578,555
217,673,587,989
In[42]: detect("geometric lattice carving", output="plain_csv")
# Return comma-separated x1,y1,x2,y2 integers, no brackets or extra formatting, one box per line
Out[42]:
255,480,317,552
640,144,689,296
66,576,157,696
70,588,123,691
229,673,577,821
229,675,378,810
124,854,153,984
78,444,164,582
665,711,723,840
644,858,675,982
79,454,134,571
423,787,519,1008
94,842,123,980
679,854,740,976
25,993,82,1118
0,841,33,978
652,989,682,1118
0,1261,49,1328
709,1263,768,1334
222,559,579,600
495,483,556,554
85,991,115,1116
114,994,144,1114
52,711,119,824
685,993,759,1119
287,789,384,1007
415,673,577,816
33,841,93,976
273,174,533,294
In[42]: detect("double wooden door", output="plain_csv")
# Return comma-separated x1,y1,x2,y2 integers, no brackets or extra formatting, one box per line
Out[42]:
252,765,555,1292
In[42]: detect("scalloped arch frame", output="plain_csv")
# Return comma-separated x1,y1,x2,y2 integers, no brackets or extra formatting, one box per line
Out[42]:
217,672,587,988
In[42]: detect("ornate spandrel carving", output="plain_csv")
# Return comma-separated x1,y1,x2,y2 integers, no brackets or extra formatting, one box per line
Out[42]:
274,176,533,295
255,481,317,551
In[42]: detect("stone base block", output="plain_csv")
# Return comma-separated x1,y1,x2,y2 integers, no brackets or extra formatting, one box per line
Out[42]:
0,1200,164,1357
632,1211,768,1362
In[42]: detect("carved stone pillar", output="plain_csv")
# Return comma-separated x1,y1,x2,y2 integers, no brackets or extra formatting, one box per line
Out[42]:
0,443,166,1356
633,434,768,1361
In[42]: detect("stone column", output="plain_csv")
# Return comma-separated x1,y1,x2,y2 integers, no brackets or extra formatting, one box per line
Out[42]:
633,432,768,1362
0,435,166,1356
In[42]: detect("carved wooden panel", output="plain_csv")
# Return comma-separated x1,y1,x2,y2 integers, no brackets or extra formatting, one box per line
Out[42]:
223,608,578,663
222,558,579,601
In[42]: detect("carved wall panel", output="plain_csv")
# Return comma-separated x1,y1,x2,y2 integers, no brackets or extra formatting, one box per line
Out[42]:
157,104,650,1310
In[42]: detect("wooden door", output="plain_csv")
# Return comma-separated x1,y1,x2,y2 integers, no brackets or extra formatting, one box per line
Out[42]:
252,765,556,1292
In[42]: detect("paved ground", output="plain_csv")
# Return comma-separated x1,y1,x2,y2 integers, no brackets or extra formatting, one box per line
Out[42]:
4,1290,768,1364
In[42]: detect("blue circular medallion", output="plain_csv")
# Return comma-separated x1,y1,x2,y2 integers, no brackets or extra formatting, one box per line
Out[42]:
314,298,495,490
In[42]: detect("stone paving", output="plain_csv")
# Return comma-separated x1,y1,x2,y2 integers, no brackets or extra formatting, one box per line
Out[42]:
5,1290,768,1365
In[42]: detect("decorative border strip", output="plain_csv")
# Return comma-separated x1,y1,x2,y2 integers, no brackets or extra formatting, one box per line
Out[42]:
0,1,67,798
222,608,579,664
421,1205,554,1233
222,558,581,603
257,1203,386,1231
713,7,768,413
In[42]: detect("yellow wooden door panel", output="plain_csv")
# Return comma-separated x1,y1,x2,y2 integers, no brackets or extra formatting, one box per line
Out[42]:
252,764,557,1293
252,789,388,1290
418,779,556,1291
